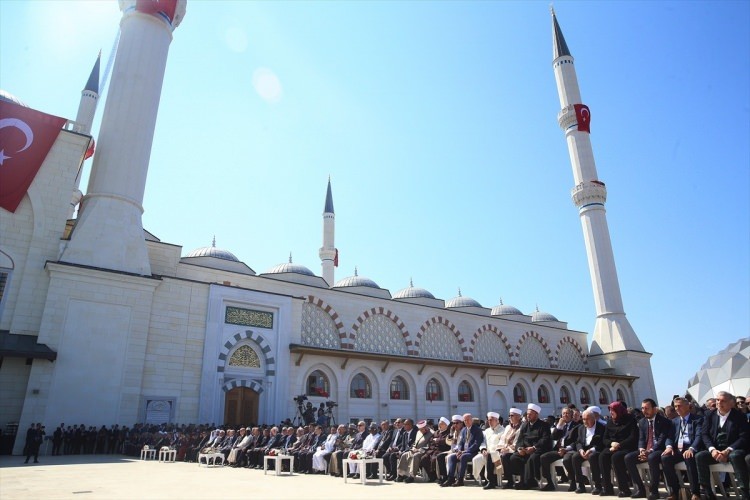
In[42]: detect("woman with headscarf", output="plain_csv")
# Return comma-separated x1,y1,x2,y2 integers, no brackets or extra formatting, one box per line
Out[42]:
597,401,638,496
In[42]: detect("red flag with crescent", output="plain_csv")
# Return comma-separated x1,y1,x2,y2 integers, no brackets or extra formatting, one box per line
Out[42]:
574,104,591,133
135,0,178,23
0,100,67,213
333,248,339,267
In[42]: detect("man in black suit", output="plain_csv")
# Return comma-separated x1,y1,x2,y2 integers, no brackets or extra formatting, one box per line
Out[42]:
541,406,581,491
571,406,606,494
385,418,417,480
509,403,553,490
661,397,703,500
625,398,673,499
695,391,749,500
24,423,42,464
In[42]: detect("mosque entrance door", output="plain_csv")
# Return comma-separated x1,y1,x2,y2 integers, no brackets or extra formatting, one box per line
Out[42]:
224,387,258,426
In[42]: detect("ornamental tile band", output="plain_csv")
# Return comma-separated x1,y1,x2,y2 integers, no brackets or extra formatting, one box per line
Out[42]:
225,306,273,328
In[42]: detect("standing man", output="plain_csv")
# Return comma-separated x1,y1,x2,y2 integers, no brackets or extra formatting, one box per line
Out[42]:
624,398,673,499
24,423,43,464
661,397,703,500
695,391,749,500
509,403,553,490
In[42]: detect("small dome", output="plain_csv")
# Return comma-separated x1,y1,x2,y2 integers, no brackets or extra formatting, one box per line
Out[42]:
333,267,380,289
185,237,239,262
531,307,559,322
445,289,482,308
491,298,523,316
393,279,435,299
0,89,27,107
265,254,314,276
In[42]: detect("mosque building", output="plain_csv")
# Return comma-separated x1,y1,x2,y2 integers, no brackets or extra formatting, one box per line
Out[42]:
0,1,655,453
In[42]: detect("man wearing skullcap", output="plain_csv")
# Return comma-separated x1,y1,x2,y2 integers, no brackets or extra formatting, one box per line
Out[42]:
421,417,452,482
487,407,523,489
473,411,504,486
396,420,433,482
442,413,484,487
508,403,552,489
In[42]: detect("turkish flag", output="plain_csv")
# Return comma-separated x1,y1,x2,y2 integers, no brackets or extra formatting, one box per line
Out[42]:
333,248,339,267
0,100,66,213
136,0,178,23
574,104,591,133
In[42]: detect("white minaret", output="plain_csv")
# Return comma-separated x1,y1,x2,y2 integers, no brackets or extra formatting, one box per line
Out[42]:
551,9,655,400
61,0,186,275
75,52,100,135
319,178,336,286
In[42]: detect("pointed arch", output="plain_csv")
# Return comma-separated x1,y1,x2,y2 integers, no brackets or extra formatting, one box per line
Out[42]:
514,331,553,367
218,330,275,376
416,316,467,360
304,295,347,348
350,307,411,354
554,336,588,371
469,324,512,363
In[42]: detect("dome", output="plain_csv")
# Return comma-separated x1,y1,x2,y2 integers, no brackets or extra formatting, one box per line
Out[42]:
0,89,27,107
531,307,558,322
491,298,523,316
265,254,314,276
687,337,750,404
185,237,239,262
333,267,380,289
445,289,482,308
393,279,435,299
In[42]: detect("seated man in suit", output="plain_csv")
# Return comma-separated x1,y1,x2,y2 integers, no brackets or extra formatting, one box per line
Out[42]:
625,398,673,499
442,413,484,487
661,397,703,500
695,391,749,500
385,419,416,480
571,406,606,494
508,403,553,490
541,406,581,491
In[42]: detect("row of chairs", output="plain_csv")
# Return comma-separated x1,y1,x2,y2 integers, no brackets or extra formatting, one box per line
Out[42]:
543,458,743,498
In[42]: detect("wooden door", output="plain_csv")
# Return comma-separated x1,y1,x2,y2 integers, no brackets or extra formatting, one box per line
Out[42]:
224,387,258,426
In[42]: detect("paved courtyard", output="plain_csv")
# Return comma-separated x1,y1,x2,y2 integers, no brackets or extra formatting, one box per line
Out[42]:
0,454,581,500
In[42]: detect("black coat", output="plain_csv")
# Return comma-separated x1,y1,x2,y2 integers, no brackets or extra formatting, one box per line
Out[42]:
701,408,749,452
603,414,638,452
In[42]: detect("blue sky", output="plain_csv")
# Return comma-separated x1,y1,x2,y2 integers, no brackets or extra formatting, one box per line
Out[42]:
1,1,748,407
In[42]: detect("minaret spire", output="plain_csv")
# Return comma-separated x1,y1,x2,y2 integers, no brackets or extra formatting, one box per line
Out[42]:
75,51,100,135
551,9,654,402
319,177,337,286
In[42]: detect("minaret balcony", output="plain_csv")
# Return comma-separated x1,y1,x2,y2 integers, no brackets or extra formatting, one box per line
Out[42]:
571,180,607,207
558,104,578,131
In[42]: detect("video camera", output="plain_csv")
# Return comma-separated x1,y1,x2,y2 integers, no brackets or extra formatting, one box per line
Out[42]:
325,400,338,408
293,394,308,405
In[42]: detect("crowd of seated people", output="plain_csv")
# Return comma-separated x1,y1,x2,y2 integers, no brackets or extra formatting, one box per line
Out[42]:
35,390,749,499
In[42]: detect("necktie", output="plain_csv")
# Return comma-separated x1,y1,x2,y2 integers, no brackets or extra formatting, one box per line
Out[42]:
646,419,654,450
677,418,685,450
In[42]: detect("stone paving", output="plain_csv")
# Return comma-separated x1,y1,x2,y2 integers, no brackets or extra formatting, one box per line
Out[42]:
0,454,583,500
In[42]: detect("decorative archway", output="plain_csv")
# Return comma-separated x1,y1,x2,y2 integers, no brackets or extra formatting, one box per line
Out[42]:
218,331,275,375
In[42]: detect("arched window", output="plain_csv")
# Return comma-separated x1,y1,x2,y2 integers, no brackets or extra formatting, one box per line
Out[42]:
390,376,409,400
537,385,550,404
458,381,474,402
616,388,626,405
306,370,330,398
513,383,526,403
580,387,591,405
426,378,443,402
350,373,371,399
598,388,609,405
560,386,571,405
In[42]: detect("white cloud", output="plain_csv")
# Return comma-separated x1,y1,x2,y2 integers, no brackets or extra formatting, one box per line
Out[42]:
252,67,283,103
